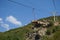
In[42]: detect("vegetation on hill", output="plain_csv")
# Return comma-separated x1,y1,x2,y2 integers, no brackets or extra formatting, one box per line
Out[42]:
0,16,60,40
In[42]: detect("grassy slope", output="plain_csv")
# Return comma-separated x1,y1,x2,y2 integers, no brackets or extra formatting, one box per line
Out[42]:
0,16,60,40
0,24,33,40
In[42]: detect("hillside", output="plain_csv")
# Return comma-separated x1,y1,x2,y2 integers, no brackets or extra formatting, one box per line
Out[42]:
0,16,60,40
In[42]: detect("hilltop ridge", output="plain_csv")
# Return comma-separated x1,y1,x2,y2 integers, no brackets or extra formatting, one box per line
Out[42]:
0,16,60,40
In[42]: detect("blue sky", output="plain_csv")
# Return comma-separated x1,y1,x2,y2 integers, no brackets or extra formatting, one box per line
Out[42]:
0,0,60,32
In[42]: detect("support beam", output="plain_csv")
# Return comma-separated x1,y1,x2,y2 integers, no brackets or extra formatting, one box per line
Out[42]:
53,12,56,22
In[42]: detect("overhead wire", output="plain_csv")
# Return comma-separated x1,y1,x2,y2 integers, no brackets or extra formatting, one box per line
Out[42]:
8,0,34,9
8,0,37,20
8,0,53,20
52,0,56,11
8,0,44,11
52,0,56,13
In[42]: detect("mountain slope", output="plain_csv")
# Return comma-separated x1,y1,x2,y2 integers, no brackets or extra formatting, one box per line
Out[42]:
0,16,60,40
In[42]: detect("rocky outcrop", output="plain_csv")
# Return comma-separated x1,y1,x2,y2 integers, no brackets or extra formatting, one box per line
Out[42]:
26,20,50,40
26,20,60,40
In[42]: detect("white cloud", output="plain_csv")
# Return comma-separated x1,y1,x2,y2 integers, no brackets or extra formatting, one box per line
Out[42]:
6,16,22,26
0,16,22,31
0,18,2,21
0,18,9,31
0,18,3,25
1,24,9,31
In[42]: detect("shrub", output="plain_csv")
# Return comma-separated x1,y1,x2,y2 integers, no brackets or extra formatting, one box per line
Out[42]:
46,29,51,35
52,29,56,33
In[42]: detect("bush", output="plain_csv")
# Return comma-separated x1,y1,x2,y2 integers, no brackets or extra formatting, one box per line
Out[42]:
52,26,60,33
46,29,51,35
52,29,56,33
